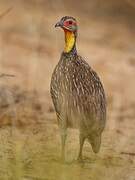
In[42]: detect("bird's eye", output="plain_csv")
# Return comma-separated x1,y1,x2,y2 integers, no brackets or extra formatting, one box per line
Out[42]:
68,20,73,25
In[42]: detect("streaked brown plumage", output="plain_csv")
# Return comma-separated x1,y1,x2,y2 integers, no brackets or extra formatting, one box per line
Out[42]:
50,16,106,161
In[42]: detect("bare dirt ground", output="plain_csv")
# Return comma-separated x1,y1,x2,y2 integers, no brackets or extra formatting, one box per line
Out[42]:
0,0,135,179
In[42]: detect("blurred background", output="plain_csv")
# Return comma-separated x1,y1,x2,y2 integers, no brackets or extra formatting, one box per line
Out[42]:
0,0,135,179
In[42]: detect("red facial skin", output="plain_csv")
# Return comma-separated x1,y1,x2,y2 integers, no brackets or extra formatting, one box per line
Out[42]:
63,20,77,31
63,20,76,27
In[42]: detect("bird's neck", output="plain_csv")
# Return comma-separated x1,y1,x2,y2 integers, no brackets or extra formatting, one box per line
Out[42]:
64,29,77,54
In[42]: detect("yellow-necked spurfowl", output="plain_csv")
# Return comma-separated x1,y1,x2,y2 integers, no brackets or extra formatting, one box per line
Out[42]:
50,16,106,161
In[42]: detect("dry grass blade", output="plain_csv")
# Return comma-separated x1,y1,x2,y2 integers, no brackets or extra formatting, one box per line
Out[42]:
0,73,15,78
121,152,135,156
124,0,135,8
0,7,13,20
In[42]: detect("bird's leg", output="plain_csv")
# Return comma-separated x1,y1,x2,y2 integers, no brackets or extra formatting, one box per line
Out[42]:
77,134,85,161
88,134,101,154
59,118,67,162
61,129,67,161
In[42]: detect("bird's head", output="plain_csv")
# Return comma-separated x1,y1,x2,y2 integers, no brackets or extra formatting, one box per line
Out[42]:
55,16,78,53
55,16,77,33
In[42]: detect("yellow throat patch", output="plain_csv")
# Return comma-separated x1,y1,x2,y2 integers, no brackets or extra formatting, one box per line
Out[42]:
64,30,75,53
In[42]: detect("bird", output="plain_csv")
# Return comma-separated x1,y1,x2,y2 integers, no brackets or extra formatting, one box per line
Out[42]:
50,16,106,161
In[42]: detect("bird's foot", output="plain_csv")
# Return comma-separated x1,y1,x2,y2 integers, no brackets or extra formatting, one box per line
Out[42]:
60,156,66,164
77,156,83,163
59,154,71,164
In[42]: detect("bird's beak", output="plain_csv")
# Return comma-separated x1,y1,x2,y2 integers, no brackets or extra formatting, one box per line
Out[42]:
55,21,62,28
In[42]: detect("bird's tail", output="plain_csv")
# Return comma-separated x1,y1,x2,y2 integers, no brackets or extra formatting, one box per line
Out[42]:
88,134,101,153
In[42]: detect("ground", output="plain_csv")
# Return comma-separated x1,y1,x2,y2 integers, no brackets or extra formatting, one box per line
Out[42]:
0,0,135,179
